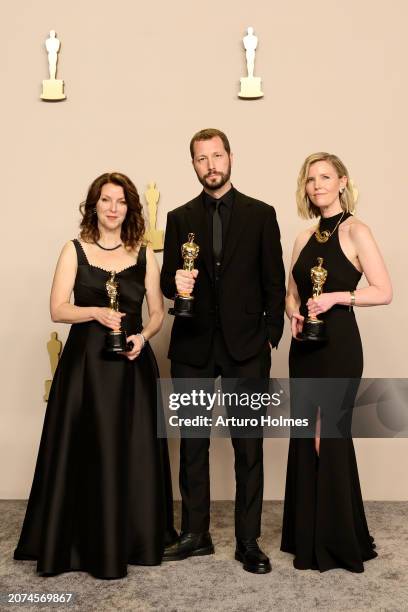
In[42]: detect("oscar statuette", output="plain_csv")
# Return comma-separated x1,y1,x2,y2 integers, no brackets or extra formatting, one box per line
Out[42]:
143,182,164,251
298,257,328,342
169,233,199,317
44,332,62,401
40,31,66,101
238,27,264,99
105,271,128,352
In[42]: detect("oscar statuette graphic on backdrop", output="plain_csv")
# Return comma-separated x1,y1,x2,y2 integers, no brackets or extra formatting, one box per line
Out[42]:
40,30,66,101
143,182,164,251
238,26,264,99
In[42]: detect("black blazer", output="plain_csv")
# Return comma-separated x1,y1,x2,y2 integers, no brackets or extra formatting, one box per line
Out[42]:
160,189,286,367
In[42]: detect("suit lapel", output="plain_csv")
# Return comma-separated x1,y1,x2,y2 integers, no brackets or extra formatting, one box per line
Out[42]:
185,194,213,279
221,190,250,273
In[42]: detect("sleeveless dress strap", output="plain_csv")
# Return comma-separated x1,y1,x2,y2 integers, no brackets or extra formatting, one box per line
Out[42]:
72,239,88,266
137,244,147,268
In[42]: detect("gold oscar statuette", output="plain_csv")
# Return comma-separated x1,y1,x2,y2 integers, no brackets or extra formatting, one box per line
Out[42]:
169,233,199,318
44,331,62,401
105,272,127,352
143,182,164,251
41,30,66,101
298,257,328,342
238,26,264,99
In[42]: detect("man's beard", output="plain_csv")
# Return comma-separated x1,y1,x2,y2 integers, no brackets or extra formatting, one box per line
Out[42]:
197,163,231,191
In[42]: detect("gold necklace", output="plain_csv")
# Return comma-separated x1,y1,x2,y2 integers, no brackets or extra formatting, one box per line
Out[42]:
314,211,345,243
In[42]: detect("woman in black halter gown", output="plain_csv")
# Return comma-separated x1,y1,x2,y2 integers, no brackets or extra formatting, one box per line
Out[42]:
14,172,177,579
281,153,392,572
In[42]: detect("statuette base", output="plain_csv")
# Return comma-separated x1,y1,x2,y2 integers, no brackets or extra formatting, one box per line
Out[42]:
41,79,66,100
238,77,263,99
105,330,127,352
298,318,327,342
169,295,195,318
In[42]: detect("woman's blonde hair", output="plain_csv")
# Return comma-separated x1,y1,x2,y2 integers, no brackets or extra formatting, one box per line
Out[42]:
296,152,356,219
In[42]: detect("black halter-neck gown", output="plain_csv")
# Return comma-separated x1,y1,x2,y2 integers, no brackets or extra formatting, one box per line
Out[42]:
281,212,377,572
14,241,177,579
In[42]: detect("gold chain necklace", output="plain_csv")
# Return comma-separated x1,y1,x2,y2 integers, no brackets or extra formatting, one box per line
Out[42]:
314,211,345,244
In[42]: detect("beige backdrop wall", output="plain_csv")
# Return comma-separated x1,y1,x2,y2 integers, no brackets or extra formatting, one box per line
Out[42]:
1,0,407,501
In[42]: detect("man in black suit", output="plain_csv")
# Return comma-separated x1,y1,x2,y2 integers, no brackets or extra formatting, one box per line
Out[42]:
160,128,285,573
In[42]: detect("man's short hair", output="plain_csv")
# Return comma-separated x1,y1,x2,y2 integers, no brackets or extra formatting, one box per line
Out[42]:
189,128,231,159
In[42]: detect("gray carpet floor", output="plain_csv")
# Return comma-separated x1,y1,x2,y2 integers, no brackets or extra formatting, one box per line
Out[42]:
1,500,407,612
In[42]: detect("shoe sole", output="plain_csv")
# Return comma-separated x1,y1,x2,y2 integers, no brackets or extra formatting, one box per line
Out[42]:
235,551,272,574
163,545,215,562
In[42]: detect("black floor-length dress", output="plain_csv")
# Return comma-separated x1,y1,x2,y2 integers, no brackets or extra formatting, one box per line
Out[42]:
281,212,377,572
14,241,177,579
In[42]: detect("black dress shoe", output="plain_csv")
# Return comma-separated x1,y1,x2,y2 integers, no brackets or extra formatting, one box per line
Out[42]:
235,539,271,574
162,531,214,561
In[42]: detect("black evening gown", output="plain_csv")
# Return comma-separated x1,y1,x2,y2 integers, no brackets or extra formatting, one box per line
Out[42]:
281,212,377,572
14,241,177,579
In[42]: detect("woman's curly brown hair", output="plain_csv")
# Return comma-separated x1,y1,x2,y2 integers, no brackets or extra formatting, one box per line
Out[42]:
79,172,145,250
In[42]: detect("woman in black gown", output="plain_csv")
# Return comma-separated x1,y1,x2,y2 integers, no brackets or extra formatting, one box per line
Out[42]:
281,153,392,572
14,172,177,579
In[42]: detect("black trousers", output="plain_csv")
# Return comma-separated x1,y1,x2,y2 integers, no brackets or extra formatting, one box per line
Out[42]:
171,330,271,539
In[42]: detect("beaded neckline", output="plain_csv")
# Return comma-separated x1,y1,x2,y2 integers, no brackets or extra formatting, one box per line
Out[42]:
76,240,140,274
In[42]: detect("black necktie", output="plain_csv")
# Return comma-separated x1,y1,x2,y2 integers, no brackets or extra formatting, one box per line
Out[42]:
212,200,222,260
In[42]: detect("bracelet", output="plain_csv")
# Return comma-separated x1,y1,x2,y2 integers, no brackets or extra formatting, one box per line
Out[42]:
136,333,146,348
349,291,356,311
